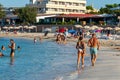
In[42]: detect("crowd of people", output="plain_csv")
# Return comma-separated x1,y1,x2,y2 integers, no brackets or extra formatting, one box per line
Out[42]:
0,29,100,69
55,27,100,68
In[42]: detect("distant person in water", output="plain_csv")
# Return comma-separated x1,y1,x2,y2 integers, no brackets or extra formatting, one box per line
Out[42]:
1,45,6,50
39,36,42,42
0,45,6,57
8,39,16,57
17,46,21,51
60,33,67,44
76,36,86,68
0,51,4,57
88,33,100,66
34,37,37,43
56,34,61,44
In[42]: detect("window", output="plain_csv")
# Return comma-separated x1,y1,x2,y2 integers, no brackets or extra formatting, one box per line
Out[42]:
51,1,57,4
37,2,40,5
66,2,71,6
59,9,65,12
81,3,85,6
59,2,65,5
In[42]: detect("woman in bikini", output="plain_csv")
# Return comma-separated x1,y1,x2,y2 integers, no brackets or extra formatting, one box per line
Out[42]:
76,36,86,68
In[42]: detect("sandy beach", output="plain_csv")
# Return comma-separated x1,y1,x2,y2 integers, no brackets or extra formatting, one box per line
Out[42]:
0,32,120,80
62,46,120,80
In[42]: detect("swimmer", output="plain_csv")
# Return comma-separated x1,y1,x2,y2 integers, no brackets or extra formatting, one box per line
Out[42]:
17,46,21,51
0,45,5,57
1,45,5,50
0,51,4,57
34,37,37,43
39,36,42,42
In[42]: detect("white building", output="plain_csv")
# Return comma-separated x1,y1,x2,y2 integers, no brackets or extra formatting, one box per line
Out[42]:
27,0,86,14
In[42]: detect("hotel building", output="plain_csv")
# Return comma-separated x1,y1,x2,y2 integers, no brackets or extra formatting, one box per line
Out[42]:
27,0,86,14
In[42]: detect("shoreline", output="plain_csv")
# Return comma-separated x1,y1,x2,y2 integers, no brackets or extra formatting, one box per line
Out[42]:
1,32,120,49
63,46,120,80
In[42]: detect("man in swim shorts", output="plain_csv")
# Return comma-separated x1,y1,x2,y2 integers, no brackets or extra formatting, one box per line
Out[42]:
8,39,16,57
88,33,100,66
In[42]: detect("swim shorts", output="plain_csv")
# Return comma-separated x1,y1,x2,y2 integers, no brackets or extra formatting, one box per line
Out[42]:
90,47,97,54
11,49,15,54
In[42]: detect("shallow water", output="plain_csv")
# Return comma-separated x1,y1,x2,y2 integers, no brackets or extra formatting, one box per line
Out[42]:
0,37,90,80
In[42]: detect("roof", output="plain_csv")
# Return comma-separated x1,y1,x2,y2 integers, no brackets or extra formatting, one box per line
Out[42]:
56,14,96,18
55,14,115,18
36,13,115,19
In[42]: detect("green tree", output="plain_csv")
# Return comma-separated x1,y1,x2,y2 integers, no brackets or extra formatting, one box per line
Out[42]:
86,5,99,14
17,7,37,24
99,3,120,15
86,5,94,10
0,4,5,19
105,4,118,8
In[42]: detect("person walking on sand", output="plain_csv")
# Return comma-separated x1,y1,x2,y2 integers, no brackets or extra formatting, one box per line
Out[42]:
88,33,100,66
8,39,16,57
76,36,86,68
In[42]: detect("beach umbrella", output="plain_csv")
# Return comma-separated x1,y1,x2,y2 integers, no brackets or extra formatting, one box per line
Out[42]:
90,27,95,30
29,25,37,32
91,25,98,29
3,26,8,29
105,27,112,30
84,25,90,29
68,30,76,34
31,25,36,28
28,26,34,29
18,26,23,28
24,25,29,29
114,27,120,30
98,27,104,30
74,25,82,28
90,25,99,30
9,26,14,29
18,26,24,32
14,27,20,29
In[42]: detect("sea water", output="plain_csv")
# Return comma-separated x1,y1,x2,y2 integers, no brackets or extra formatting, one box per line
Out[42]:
0,37,90,80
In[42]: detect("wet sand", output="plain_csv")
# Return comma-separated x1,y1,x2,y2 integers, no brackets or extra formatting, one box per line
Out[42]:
63,47,120,80
80,47,120,80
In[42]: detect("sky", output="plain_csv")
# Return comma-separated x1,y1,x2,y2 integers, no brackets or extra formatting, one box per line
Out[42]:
0,0,120,9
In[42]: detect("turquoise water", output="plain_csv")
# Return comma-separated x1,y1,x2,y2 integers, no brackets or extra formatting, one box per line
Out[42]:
0,38,90,80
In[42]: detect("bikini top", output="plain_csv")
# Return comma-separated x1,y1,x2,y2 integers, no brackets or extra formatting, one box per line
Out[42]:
78,41,85,49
